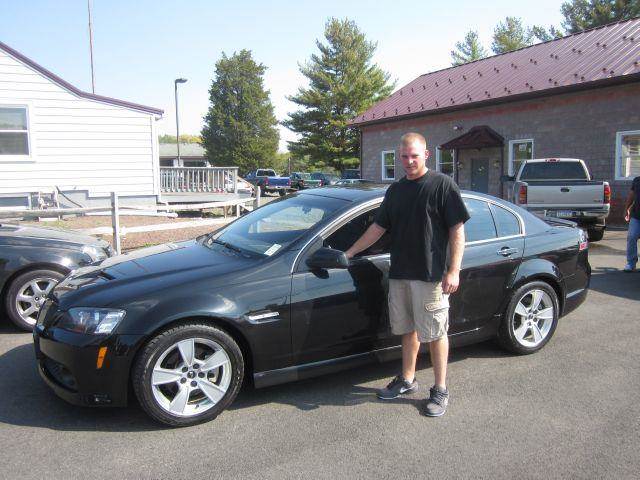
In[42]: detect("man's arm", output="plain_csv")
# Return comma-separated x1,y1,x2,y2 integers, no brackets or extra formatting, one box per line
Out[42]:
345,223,386,259
624,190,634,223
442,222,465,294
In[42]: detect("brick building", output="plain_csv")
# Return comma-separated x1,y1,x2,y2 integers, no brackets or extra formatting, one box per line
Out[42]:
350,18,640,222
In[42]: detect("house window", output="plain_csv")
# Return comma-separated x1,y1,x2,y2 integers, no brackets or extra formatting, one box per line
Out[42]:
508,139,533,176
436,148,455,178
0,106,30,157
381,150,395,181
616,131,640,180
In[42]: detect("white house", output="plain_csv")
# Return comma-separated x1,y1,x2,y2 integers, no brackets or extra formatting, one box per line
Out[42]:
0,40,163,209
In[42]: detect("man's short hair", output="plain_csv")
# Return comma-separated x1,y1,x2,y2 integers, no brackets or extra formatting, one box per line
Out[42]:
400,132,427,149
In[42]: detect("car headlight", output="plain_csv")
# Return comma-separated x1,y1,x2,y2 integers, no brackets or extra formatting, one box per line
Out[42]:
58,308,126,334
82,245,108,262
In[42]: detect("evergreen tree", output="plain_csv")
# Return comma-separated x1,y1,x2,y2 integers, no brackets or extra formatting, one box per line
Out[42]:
201,50,279,172
530,25,564,42
491,17,534,54
561,0,640,33
451,31,488,66
284,18,394,171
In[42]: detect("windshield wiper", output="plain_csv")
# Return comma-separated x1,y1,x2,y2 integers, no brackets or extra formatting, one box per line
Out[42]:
210,238,242,254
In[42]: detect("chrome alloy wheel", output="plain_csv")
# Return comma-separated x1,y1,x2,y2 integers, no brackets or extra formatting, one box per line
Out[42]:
512,289,555,348
15,276,57,326
151,338,232,417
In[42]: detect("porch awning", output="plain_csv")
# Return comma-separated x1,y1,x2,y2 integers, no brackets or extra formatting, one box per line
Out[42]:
440,125,504,150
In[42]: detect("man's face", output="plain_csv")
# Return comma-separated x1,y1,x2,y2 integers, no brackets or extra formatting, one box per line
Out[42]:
399,140,429,179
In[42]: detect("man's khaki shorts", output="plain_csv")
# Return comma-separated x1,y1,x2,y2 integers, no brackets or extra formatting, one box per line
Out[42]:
388,279,449,342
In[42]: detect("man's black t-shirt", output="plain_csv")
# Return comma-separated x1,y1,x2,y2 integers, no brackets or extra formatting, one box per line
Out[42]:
631,176,640,220
375,170,470,282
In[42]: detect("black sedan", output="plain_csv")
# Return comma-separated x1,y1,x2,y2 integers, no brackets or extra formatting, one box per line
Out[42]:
33,186,590,426
0,223,112,331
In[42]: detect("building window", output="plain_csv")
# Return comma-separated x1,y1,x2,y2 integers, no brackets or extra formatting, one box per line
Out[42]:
0,106,30,157
436,148,455,178
381,150,395,181
508,139,533,176
616,131,640,180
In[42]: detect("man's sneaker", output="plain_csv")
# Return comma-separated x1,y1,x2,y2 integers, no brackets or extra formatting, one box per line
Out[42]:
623,264,636,273
423,385,449,417
376,375,418,400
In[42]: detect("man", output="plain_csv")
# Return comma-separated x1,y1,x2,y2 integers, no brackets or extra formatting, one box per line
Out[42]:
345,132,469,417
623,176,640,272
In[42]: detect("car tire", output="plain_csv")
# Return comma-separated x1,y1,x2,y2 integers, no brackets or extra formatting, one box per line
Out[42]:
279,190,286,197
587,228,604,242
132,323,244,427
5,269,65,331
498,281,559,355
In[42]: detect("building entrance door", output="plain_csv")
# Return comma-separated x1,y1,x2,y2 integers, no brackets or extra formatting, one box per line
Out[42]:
471,158,489,193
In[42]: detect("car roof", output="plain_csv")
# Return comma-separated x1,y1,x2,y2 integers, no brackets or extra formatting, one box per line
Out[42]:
297,183,524,209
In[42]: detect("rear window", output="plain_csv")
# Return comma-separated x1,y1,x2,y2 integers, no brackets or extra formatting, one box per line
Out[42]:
520,161,588,181
257,169,276,177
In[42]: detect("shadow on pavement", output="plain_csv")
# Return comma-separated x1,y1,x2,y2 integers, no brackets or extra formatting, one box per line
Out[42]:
0,338,509,431
588,266,640,301
229,340,510,415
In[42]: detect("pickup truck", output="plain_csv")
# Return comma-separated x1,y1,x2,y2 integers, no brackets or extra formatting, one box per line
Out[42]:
245,169,292,196
290,172,322,190
504,158,610,241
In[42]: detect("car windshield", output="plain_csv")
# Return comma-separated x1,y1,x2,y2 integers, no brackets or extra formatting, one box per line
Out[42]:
208,194,349,257
298,173,311,180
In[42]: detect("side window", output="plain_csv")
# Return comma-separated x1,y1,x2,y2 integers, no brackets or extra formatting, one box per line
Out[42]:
463,198,497,242
490,204,521,237
325,208,390,256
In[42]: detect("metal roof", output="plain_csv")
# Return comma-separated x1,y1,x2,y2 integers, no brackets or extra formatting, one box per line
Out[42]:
0,40,164,116
159,143,206,157
350,17,640,127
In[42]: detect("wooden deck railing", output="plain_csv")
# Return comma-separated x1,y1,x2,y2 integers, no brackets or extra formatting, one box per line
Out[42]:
160,167,238,193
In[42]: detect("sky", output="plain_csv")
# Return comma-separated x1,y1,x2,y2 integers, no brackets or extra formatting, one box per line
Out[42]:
1,0,565,151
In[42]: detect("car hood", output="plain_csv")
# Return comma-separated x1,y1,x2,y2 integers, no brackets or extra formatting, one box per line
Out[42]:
52,240,254,306
0,223,107,247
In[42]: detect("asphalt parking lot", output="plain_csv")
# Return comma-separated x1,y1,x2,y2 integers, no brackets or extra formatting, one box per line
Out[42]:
0,230,638,480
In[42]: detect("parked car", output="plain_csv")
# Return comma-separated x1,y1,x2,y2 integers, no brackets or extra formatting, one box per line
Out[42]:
1,223,113,331
34,186,590,426
503,158,610,241
290,172,322,190
341,169,361,180
245,169,292,196
310,172,340,186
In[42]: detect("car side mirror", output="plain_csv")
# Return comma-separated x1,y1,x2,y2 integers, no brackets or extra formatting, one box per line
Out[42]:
500,174,515,182
306,247,349,269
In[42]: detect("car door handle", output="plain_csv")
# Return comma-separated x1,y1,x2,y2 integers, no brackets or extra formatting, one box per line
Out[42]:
497,247,519,257
561,187,570,192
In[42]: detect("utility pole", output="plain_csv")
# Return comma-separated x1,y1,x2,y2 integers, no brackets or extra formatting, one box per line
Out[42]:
174,78,188,164
87,0,96,93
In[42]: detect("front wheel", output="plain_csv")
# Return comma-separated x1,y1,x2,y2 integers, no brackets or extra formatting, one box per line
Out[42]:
132,323,244,427
498,281,559,355
5,269,65,331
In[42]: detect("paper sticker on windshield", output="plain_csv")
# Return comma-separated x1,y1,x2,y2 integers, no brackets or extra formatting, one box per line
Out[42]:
264,244,281,256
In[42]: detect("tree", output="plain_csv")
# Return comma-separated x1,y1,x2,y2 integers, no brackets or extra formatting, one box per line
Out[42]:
284,18,394,171
561,0,640,33
492,17,534,54
201,50,279,172
451,31,488,66
530,25,564,42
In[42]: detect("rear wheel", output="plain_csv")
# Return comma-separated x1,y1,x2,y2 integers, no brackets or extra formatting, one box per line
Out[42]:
587,228,604,242
498,281,559,354
132,323,244,427
5,269,64,331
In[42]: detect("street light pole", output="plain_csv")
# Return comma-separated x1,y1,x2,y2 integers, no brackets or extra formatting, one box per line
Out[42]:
174,78,187,165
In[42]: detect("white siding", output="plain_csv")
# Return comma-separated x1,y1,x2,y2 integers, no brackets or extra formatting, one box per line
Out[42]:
0,49,160,198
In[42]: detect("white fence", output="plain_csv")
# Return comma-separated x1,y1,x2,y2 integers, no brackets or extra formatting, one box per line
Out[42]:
160,167,239,193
